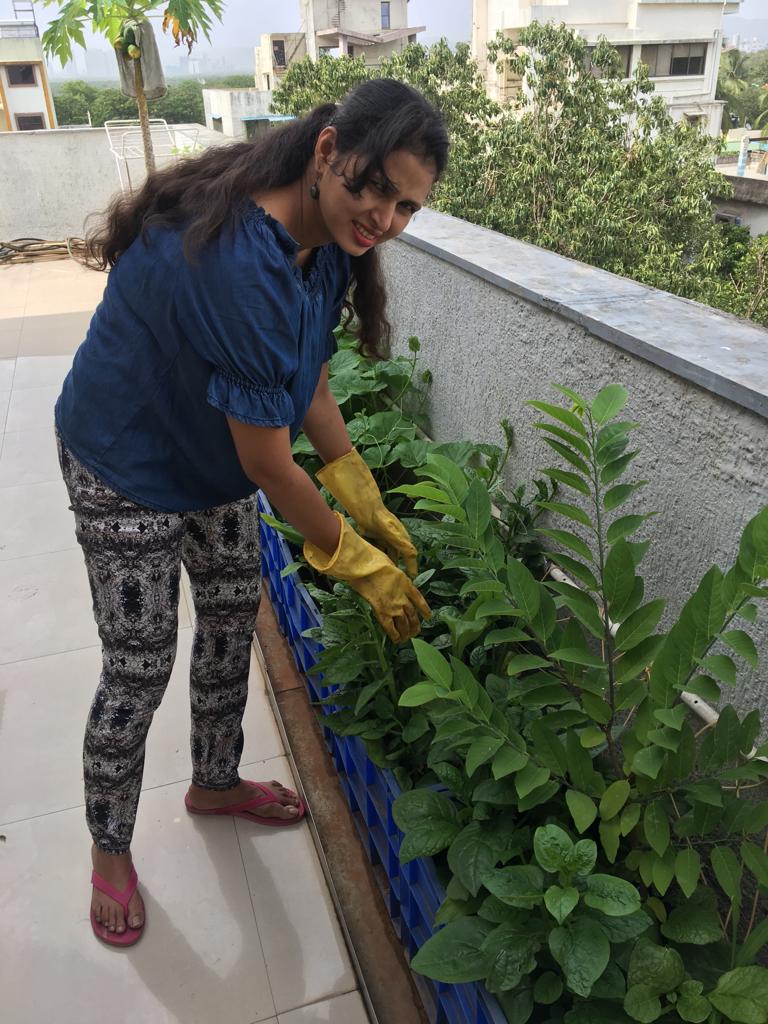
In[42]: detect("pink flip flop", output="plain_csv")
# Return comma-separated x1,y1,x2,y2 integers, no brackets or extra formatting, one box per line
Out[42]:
90,865,144,947
184,781,306,827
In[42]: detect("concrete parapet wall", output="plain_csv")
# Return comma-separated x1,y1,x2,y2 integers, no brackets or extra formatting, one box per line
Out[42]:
383,209,768,712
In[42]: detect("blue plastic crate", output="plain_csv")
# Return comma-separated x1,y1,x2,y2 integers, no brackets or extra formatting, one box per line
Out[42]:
257,495,507,1024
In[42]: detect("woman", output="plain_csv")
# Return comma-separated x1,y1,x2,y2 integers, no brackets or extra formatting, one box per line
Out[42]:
55,78,448,947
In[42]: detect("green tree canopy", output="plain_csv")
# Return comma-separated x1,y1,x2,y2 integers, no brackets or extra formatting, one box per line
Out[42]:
271,25,767,329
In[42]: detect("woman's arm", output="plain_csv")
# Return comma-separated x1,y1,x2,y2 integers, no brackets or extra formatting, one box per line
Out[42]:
226,417,341,556
301,363,353,465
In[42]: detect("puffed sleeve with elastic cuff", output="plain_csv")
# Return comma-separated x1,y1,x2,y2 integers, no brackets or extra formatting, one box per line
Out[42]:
173,216,302,428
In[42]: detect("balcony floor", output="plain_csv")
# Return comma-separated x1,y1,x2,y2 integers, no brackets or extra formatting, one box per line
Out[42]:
0,258,369,1024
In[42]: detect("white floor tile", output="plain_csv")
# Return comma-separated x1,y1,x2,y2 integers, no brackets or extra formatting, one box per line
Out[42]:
17,310,93,357
5,383,59,432
0,389,9,432
237,756,356,1015
0,547,190,665
13,354,72,390
0,478,76,560
0,358,14,390
0,638,283,826
278,992,369,1024
0,784,277,1024
0,427,61,488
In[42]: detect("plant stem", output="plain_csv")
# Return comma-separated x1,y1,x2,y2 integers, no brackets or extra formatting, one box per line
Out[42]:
589,412,622,777
134,58,156,175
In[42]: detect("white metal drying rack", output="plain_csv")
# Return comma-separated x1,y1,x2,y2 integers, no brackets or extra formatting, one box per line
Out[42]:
105,119,201,191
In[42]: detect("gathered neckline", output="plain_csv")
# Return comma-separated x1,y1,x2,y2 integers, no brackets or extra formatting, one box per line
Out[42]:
244,200,335,297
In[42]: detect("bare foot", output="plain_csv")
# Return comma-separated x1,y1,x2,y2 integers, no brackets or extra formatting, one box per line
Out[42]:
91,846,145,935
186,779,301,821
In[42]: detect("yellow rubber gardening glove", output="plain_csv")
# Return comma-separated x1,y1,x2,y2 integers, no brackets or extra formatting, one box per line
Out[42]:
303,512,431,643
316,448,418,577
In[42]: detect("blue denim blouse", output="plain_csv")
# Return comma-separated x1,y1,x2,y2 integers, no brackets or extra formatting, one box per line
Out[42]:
55,203,350,512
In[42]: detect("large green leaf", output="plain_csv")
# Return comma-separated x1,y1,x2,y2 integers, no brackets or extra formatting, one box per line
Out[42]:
506,558,542,620
481,923,539,993
661,894,723,945
592,384,629,425
549,917,610,997
533,824,573,873
566,790,598,833
410,916,493,983
399,820,462,863
448,824,498,896
411,638,452,688
650,566,725,704
710,846,743,902
540,527,595,562
544,885,579,924
463,477,492,540
393,788,459,831
615,599,666,651
623,984,662,1023
674,848,701,899
543,467,591,496
483,865,545,908
708,966,768,1024
722,629,759,668
466,736,506,776
584,874,641,916
603,539,636,617
599,780,631,821
627,938,685,996
643,800,670,857
528,400,588,436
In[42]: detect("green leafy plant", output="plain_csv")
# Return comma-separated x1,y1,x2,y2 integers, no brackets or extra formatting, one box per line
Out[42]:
385,383,768,1022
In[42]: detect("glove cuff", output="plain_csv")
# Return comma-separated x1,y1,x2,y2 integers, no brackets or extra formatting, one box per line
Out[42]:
303,510,346,573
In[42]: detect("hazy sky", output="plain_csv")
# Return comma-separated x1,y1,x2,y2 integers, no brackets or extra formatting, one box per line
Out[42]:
2,0,764,64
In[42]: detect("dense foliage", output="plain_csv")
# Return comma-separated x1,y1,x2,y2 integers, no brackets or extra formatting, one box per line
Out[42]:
270,333,768,1023
53,77,207,125
716,48,768,130
272,25,768,329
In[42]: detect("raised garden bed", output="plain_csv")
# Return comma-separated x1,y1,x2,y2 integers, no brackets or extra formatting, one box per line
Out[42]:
258,490,507,1024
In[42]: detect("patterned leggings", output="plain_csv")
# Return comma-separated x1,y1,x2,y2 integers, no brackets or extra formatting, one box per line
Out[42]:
57,436,262,854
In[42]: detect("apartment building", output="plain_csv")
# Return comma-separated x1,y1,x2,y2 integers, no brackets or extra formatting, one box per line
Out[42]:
0,2,57,132
472,0,743,137
255,0,426,91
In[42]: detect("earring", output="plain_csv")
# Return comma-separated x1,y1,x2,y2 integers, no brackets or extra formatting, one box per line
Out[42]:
310,181,320,199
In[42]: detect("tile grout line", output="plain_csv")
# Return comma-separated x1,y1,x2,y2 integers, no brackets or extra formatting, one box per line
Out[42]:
0,753,291,829
232,818,281,1022
274,986,364,1020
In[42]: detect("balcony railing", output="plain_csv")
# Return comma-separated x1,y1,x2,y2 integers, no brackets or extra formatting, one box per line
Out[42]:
0,21,39,38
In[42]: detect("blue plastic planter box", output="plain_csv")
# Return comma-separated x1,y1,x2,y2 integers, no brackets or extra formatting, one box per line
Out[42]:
257,494,507,1024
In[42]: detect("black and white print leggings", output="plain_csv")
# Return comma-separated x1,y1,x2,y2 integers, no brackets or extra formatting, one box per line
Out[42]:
57,436,262,854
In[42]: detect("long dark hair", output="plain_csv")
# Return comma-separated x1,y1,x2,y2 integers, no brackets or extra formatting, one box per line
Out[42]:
88,79,449,358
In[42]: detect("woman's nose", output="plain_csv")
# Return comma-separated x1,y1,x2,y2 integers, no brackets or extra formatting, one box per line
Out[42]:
370,201,396,235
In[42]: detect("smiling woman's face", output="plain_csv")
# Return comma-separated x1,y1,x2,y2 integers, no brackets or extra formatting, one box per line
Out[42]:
315,136,437,256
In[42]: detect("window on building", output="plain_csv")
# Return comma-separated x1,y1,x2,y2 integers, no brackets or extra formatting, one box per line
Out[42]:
16,113,45,130
408,34,416,45
272,39,286,67
640,43,706,78
584,45,632,78
211,116,223,133
7,63,36,87
348,45,355,58
381,2,391,30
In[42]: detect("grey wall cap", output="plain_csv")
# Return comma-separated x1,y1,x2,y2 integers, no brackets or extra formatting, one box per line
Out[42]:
400,208,768,420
